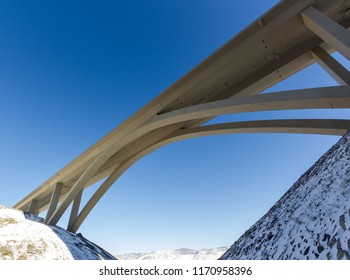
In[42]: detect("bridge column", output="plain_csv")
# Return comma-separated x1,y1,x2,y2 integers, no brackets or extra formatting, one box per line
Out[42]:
46,151,111,227
311,46,350,85
302,6,350,61
45,182,63,223
27,199,39,215
67,188,83,232
67,165,125,233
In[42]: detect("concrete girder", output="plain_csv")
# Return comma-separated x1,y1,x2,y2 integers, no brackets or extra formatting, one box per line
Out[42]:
67,118,350,233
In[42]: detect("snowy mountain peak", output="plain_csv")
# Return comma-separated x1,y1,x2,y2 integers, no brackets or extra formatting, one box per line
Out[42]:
220,131,350,260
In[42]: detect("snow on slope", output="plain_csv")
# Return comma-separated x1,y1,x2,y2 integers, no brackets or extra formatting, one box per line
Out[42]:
117,247,229,260
220,131,350,260
0,206,116,260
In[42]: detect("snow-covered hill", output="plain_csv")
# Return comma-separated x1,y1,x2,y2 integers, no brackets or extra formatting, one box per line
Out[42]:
0,206,116,260
220,131,350,260
116,246,229,260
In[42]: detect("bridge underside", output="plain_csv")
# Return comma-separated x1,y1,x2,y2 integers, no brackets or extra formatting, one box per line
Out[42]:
14,0,350,233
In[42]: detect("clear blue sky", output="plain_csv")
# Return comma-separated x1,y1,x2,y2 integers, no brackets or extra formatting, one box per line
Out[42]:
1,0,350,254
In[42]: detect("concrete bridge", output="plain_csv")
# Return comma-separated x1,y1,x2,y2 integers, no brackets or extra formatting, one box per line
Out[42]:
14,0,350,233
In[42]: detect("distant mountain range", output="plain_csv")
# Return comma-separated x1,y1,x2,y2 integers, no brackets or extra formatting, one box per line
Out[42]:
220,131,350,260
116,246,229,260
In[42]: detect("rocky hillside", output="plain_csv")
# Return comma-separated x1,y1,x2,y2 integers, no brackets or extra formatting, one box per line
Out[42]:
220,132,350,260
0,205,116,260
117,246,229,260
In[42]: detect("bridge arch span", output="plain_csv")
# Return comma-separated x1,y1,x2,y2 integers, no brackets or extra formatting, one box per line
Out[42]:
68,118,350,232
13,0,350,234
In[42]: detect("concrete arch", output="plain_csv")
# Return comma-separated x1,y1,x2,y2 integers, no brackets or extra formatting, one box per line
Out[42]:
68,119,350,232
19,85,350,226
146,86,350,128
44,86,350,226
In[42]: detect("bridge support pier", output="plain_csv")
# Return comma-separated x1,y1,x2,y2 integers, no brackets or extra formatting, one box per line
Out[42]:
46,151,111,227
45,182,63,223
27,199,39,215
67,165,125,233
67,189,83,231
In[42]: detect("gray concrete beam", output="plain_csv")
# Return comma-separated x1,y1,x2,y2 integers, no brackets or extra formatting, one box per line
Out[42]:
27,199,38,215
67,188,83,232
302,6,350,61
45,182,63,223
311,46,350,85
172,119,350,139
147,86,350,128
